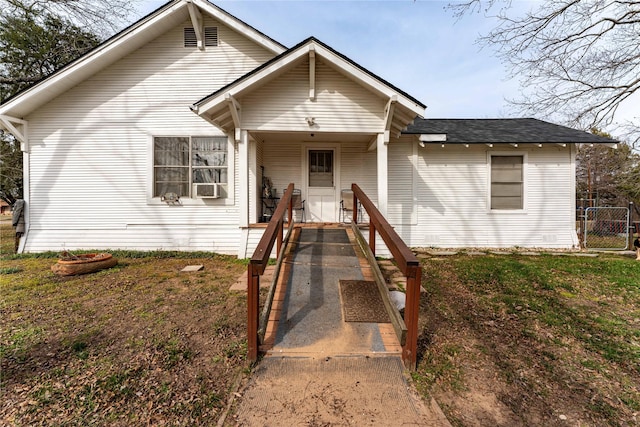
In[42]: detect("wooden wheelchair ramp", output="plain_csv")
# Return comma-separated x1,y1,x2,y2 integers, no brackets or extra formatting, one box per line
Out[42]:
236,226,450,426
260,226,400,357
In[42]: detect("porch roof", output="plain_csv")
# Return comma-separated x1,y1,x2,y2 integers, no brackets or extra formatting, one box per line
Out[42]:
191,37,426,136
405,118,618,145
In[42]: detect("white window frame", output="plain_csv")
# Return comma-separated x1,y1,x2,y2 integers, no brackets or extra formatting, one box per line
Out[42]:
147,134,235,206
487,151,527,213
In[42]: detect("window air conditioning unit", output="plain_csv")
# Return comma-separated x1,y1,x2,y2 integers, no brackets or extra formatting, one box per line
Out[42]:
194,183,221,199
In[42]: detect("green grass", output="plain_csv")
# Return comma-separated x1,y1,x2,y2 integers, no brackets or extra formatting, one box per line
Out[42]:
416,252,640,425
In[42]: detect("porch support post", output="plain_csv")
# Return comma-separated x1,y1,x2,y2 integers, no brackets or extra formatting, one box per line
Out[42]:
248,138,258,224
376,133,388,217
375,133,387,254
239,130,249,228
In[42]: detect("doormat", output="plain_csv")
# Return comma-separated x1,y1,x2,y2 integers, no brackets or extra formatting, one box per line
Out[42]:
339,280,391,323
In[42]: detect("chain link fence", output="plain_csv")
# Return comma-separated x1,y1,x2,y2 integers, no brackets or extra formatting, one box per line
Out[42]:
580,207,630,250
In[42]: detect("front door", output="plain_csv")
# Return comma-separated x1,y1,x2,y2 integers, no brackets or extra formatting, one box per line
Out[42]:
306,149,337,222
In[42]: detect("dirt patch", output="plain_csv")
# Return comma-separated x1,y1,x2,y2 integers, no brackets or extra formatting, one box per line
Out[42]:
233,356,449,427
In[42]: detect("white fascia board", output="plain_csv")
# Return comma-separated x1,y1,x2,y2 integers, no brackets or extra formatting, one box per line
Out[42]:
311,43,424,117
193,0,285,55
419,134,447,142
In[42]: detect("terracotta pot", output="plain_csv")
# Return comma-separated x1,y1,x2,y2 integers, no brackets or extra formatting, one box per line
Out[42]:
52,253,118,276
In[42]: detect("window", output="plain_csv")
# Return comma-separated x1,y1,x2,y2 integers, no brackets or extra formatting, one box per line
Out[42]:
490,155,523,210
309,150,333,187
184,27,218,47
154,136,228,198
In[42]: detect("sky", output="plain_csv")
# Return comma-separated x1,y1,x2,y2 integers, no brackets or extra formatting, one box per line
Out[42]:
131,0,533,120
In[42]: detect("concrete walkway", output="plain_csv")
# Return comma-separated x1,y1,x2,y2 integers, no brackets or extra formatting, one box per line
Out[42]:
233,226,450,426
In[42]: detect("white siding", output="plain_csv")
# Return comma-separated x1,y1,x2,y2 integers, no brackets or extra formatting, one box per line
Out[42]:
387,140,415,225
24,17,275,254
401,140,578,249
261,141,304,196
241,59,386,132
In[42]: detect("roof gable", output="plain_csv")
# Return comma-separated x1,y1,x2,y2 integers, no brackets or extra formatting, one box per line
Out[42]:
192,37,425,133
0,0,286,118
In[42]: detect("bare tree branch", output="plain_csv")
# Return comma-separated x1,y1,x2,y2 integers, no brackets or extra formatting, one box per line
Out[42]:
450,0,640,145
1,0,139,38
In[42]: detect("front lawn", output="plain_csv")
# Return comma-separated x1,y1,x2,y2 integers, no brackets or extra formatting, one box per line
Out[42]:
1,228,247,425
414,251,640,426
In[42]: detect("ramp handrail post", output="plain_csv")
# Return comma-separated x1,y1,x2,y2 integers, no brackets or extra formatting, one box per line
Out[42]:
277,219,283,254
369,223,376,256
353,191,358,224
403,265,421,370
288,196,293,224
247,262,260,361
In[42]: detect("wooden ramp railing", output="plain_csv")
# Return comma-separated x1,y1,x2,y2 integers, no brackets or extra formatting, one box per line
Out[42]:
352,183,422,370
247,183,295,362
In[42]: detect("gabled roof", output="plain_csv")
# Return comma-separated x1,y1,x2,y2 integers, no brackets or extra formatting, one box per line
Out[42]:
0,0,286,118
405,118,617,144
192,37,425,132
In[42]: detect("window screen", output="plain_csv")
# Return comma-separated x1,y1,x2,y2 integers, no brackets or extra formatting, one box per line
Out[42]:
491,156,523,210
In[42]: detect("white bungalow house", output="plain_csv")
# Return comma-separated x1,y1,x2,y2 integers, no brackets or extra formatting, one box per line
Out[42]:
0,0,614,256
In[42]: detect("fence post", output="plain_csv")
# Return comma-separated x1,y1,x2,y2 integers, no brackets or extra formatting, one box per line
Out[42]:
629,202,635,251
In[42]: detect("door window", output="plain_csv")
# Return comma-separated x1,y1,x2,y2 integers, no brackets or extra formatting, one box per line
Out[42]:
309,150,333,187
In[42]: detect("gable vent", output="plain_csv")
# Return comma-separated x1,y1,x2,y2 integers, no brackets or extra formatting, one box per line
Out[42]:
184,27,218,48
184,28,197,47
204,27,218,46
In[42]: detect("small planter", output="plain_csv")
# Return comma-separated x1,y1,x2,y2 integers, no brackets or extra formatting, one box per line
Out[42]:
52,253,118,276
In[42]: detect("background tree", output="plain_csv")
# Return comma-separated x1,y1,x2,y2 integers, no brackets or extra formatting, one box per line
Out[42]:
575,128,640,221
576,141,639,209
0,132,22,206
1,0,137,38
450,0,640,149
0,11,101,101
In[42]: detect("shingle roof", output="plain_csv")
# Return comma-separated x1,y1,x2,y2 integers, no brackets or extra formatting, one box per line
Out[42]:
404,118,616,144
